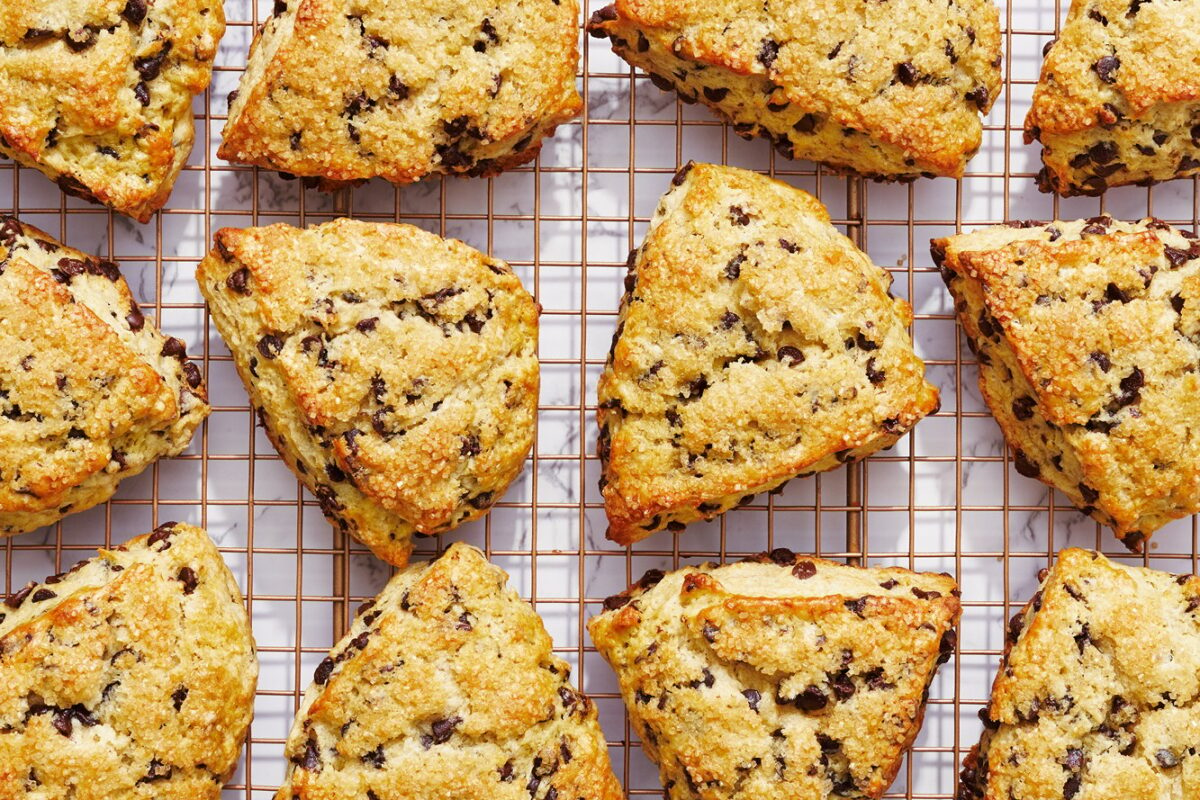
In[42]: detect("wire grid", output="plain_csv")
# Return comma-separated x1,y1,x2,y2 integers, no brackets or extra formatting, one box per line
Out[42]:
4,0,1200,796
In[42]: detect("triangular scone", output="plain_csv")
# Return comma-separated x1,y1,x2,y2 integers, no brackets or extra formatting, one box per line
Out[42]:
589,550,960,800
197,219,538,566
0,217,209,538
933,217,1200,550
587,0,1000,180
1025,0,1200,196
219,0,582,189
598,163,939,544
0,522,257,797
0,1,224,221
959,549,1200,800
276,543,624,800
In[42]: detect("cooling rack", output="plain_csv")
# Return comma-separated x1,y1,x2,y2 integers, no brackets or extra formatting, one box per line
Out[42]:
4,0,1200,796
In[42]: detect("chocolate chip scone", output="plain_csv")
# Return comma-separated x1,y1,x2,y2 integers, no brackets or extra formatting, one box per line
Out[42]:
218,0,582,189
598,163,939,545
1025,0,1200,196
0,522,257,797
933,216,1200,550
958,549,1200,800
590,550,961,800
196,219,538,566
0,216,209,538
587,0,1001,180
276,542,623,800
0,0,225,221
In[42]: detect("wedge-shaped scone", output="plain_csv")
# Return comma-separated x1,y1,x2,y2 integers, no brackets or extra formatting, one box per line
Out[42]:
587,0,1001,180
959,549,1200,800
934,216,1200,550
0,216,209,538
1026,0,1200,196
219,0,582,188
598,163,939,544
0,0,225,221
0,522,257,797
197,219,538,566
590,550,960,800
276,542,624,800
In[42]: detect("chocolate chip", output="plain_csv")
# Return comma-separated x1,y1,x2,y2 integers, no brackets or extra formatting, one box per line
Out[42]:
1105,282,1130,303
124,305,145,331
758,39,779,68
794,686,828,711
171,686,189,711
122,0,148,24
30,588,56,602
866,357,885,384
297,737,321,770
1064,775,1081,799
1116,366,1144,406
911,587,941,600
1088,140,1118,164
135,43,172,82
176,567,198,595
65,27,97,52
182,362,202,389
1088,351,1111,372
1173,294,1185,313
703,86,730,102
314,657,335,685
1156,749,1179,768
719,310,739,329
742,689,761,711
724,253,744,279
257,334,283,359
729,205,750,225
361,745,386,768
792,561,816,579
468,492,493,510
443,116,469,137
1093,55,1120,83
134,82,150,107
429,715,462,745
356,317,379,333
895,62,918,86
1164,246,1193,267
1012,396,1036,420
1013,450,1040,478
843,597,868,617
829,670,855,700
778,345,804,366
226,267,251,294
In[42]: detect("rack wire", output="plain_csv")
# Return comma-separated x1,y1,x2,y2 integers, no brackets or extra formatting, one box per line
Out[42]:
4,0,1200,796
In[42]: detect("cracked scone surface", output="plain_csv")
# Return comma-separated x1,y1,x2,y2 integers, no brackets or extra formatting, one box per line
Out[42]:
0,522,257,799
0,216,209,538
1025,0,1200,196
958,549,1200,800
587,0,1000,180
933,216,1200,550
0,0,225,221
276,542,624,800
589,550,961,800
196,218,539,566
597,163,939,545
219,0,582,188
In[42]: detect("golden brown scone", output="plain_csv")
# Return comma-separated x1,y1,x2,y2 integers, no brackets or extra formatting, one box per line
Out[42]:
196,219,539,566
0,522,257,799
218,0,582,189
598,163,939,545
276,542,624,800
933,216,1200,551
0,216,209,538
958,549,1200,800
586,0,1001,180
589,549,961,800
1025,0,1200,196
0,0,225,221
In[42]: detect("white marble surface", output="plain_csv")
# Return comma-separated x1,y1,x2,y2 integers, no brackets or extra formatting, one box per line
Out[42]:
3,0,1200,797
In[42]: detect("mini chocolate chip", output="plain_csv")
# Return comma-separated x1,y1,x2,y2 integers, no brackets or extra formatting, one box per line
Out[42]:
758,39,779,68
161,337,186,358
742,689,761,710
843,597,868,617
226,267,251,294
176,567,198,595
356,317,379,333
171,686,189,711
1172,295,1185,313
429,715,462,745
134,82,150,106
1089,351,1111,372
1093,55,1120,83
794,686,828,711
778,345,804,366
361,745,385,768
1012,396,1036,420
1105,282,1130,303
461,435,481,457
257,334,283,359
911,587,941,600
866,357,885,384
1117,366,1144,406
719,311,739,329
1013,450,1040,478
895,62,918,86
135,42,172,82
724,253,744,279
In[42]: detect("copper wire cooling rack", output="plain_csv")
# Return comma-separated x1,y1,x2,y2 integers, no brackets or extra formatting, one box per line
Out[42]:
4,0,1200,796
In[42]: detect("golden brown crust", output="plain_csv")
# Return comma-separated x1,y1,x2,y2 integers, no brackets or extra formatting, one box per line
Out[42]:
276,542,624,800
0,0,224,221
598,163,939,544
0,216,209,538
1025,0,1200,196
587,0,1001,179
0,522,257,799
958,549,1200,800
196,218,539,566
589,549,961,800
218,0,582,186
934,216,1200,550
